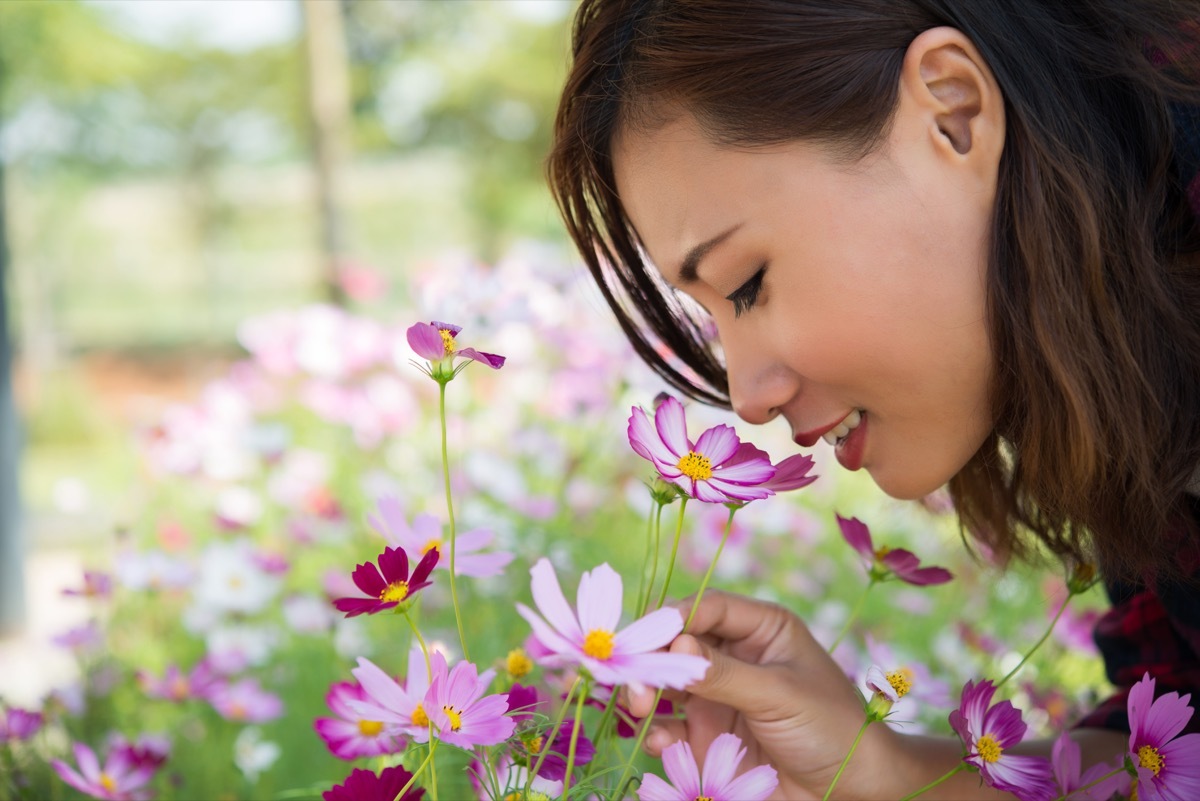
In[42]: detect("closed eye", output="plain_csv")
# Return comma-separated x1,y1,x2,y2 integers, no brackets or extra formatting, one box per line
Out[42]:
725,266,766,318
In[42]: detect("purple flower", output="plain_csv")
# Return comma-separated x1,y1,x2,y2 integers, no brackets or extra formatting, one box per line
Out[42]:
332,545,439,617
368,495,513,578
637,732,778,801
52,742,158,801
1127,671,1200,799
424,651,515,748
62,571,113,599
138,661,219,702
314,680,406,760
1050,732,1129,801
837,514,952,586
0,707,43,742
949,680,1055,801
516,558,709,692
323,765,425,801
727,442,817,493
208,678,284,723
406,320,505,379
347,646,439,742
627,396,777,504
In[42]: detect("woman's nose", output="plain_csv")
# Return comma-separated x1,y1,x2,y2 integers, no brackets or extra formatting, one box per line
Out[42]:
723,330,799,426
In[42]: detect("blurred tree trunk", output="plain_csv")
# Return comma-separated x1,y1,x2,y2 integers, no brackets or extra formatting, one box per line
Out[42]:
0,155,24,637
301,0,352,307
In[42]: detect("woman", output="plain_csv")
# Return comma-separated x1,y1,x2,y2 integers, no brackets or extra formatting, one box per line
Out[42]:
547,0,1200,798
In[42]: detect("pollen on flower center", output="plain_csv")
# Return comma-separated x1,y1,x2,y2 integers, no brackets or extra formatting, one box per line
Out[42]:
443,704,463,731
506,647,532,678
886,670,912,698
528,735,544,755
582,628,615,660
379,580,409,603
438,328,457,354
976,734,1003,763
676,451,714,481
358,719,384,737
411,703,429,727
100,773,116,793
695,796,714,801
421,539,442,556
1138,744,1165,776
875,545,891,559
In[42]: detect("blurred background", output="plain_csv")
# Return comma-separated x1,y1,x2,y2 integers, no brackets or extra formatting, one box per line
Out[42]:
0,0,575,642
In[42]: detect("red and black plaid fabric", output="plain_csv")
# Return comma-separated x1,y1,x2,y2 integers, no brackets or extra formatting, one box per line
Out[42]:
1077,495,1200,733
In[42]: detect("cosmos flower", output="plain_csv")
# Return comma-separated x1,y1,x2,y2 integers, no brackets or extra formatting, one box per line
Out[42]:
727,442,817,494
627,396,776,503
637,733,778,801
347,646,438,741
864,664,912,721
515,558,709,692
0,707,43,742
52,742,158,801
368,495,513,578
949,680,1055,801
332,545,439,617
1049,732,1129,801
315,680,406,760
138,661,219,702
323,765,425,801
837,514,952,586
62,570,113,599
208,678,284,723
1126,672,1200,800
406,320,505,379
424,651,515,748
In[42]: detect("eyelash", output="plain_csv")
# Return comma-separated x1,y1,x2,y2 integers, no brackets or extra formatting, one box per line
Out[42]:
725,265,767,318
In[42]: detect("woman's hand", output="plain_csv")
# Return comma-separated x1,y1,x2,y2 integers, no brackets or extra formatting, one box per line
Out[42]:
626,590,900,800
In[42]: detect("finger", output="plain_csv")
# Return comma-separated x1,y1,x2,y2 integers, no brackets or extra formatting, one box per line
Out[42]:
671,632,796,716
642,719,688,757
626,684,689,718
680,589,816,660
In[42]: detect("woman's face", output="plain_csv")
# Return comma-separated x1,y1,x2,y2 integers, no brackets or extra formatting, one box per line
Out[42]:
612,112,998,500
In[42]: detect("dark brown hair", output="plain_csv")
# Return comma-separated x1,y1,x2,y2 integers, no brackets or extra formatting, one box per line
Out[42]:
547,0,1200,580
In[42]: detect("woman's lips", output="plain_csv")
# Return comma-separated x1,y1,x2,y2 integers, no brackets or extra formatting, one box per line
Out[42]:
834,411,868,471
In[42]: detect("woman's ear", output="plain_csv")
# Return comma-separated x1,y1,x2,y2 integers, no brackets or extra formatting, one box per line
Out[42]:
898,27,1005,176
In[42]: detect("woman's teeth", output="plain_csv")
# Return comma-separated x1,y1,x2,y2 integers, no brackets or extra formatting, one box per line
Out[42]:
822,409,863,446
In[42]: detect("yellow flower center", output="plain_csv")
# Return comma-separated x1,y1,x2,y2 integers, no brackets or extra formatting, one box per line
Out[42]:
379,581,409,603
506,648,533,678
695,797,714,801
676,451,714,481
438,328,457,354
1138,744,1164,776
443,705,463,731
528,736,544,755
170,676,190,700
421,539,442,556
976,734,1003,763
229,702,247,720
886,670,912,698
582,629,615,660
100,773,117,793
874,545,891,559
411,703,429,727
358,719,384,737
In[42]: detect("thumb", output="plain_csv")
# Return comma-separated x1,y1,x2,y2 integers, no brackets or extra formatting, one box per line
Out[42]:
673,633,784,716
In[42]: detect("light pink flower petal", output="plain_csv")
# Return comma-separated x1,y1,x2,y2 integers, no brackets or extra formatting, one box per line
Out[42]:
74,742,101,781
457,347,506,369
368,495,409,545
616,651,709,690
721,764,780,801
694,424,740,465
1129,672,1157,745
577,563,623,634
981,754,1055,801
407,322,447,360
764,453,817,491
865,665,899,703
1158,733,1200,792
452,550,513,578
453,527,493,551
703,477,773,501
1051,732,1080,792
983,700,1027,748
458,694,516,743
628,406,679,468
637,773,687,801
615,607,684,655
410,513,442,543
691,479,733,504
654,397,691,459
352,657,411,714
836,514,875,561
709,458,776,485
51,761,95,797
661,740,702,799
516,603,579,657
529,558,583,641
444,661,483,709
1142,691,1194,747
701,732,745,794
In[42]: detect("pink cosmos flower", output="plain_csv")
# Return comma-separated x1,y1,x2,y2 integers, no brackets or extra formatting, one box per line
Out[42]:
949,680,1055,801
323,765,425,801
62,570,113,599
424,650,515,748
138,662,219,702
52,741,158,801
837,514,952,586
0,707,43,742
332,545,439,617
368,496,513,578
314,680,406,760
1050,732,1129,801
627,396,777,503
347,646,438,742
406,321,505,372
515,558,709,692
727,442,818,493
208,678,284,723
1127,671,1200,799
637,732,778,801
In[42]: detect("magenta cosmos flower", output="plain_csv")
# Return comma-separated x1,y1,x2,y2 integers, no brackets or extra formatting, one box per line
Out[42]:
208,678,284,723
949,680,1055,801
0,707,43,742
52,741,158,801
516,558,709,692
627,396,777,503
368,495,513,578
314,680,406,760
637,732,778,801
1127,671,1200,800
727,441,817,493
424,650,515,748
347,646,437,742
406,320,505,378
332,545,438,617
1050,732,1129,801
837,514,952,586
324,765,424,801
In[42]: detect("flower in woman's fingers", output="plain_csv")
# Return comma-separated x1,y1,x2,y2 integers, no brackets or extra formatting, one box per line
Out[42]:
949,680,1055,801
515,558,708,692
1127,671,1200,800
332,546,438,617
864,664,912,721
324,765,424,801
627,395,775,503
637,732,778,801
837,514,952,585
406,320,504,382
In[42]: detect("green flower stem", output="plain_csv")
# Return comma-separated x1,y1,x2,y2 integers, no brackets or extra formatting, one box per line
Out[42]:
655,497,690,610
897,762,967,801
395,739,437,801
821,718,871,801
684,506,737,631
995,592,1072,691
404,611,433,681
560,678,591,800
438,380,469,664
527,676,583,796
583,690,621,782
828,578,876,654
636,500,663,618
615,686,666,801
1052,765,1127,801
640,502,666,617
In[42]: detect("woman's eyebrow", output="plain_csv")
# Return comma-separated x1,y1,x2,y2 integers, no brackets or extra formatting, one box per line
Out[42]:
676,224,742,285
